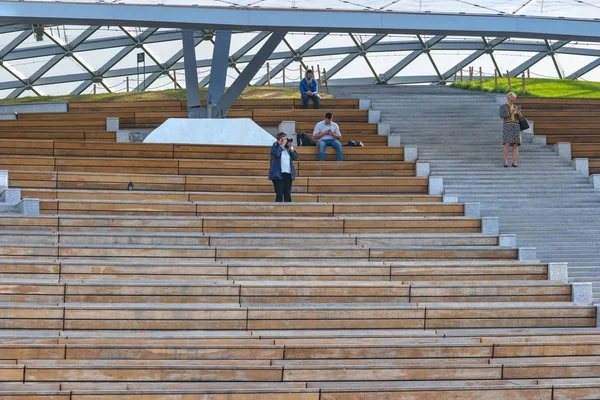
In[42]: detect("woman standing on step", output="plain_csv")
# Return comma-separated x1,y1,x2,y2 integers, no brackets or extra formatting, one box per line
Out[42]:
500,92,523,167
269,132,299,202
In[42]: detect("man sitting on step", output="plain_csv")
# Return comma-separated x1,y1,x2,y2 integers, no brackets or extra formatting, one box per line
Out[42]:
313,112,343,162
299,69,320,109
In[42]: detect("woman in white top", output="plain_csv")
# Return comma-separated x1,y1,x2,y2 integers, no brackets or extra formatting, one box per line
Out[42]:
268,132,299,202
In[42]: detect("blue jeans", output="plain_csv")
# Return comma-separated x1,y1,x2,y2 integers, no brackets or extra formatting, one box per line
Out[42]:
318,139,343,162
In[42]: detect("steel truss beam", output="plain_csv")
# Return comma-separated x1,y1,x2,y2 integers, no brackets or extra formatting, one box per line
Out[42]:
215,31,286,118
510,40,569,77
199,31,270,88
382,35,445,83
327,34,386,80
1,2,599,42
255,32,328,86
441,37,507,81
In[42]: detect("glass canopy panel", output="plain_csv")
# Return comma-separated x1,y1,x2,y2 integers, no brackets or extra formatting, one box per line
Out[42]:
4,0,600,19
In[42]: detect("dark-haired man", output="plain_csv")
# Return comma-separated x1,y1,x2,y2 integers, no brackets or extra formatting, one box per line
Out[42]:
299,69,320,109
313,112,343,162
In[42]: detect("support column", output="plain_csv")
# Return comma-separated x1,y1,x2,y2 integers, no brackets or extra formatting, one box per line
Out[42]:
207,30,232,108
215,31,286,118
182,29,204,118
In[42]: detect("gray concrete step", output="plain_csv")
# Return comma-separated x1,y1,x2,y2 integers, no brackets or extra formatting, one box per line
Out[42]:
332,84,600,301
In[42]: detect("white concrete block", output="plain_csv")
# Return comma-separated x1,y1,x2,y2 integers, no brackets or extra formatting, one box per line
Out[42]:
387,135,401,147
428,177,444,196
359,99,371,110
554,142,572,161
416,162,430,177
499,234,517,248
144,118,276,146
572,282,593,304
591,175,600,191
481,217,499,235
572,158,589,177
368,109,381,124
377,123,391,135
106,117,120,132
17,199,40,215
0,114,16,120
0,170,7,188
0,189,20,204
532,135,546,146
464,203,480,218
442,194,458,203
404,147,418,162
0,102,67,114
548,262,568,283
518,247,537,261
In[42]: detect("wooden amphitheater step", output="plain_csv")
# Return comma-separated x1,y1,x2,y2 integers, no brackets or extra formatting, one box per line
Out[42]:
0,157,415,177
0,302,594,330
0,280,572,304
0,215,483,234
0,131,115,142
0,243,518,261
21,189,443,204
36,200,463,217
0,231,499,247
67,98,359,111
0,259,549,282
0,140,405,161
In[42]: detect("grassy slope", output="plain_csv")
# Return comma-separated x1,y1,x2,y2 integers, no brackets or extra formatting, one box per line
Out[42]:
0,86,333,104
450,78,600,98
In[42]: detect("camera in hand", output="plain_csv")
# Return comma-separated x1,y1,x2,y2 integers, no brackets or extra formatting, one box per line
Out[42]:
287,138,293,144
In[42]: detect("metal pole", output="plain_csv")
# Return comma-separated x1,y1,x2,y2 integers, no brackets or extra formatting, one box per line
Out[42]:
453,67,457,83
460,66,463,82
282,65,286,87
507,70,512,91
494,69,498,88
93,84,96,95
266,62,271,86
317,64,322,92
323,69,329,94
126,76,129,93
522,74,526,92
173,70,177,89
300,64,303,81
479,67,482,85
527,69,531,79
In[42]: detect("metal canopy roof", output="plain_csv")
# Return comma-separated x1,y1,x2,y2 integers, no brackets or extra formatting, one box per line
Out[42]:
3,0,600,19
0,0,598,98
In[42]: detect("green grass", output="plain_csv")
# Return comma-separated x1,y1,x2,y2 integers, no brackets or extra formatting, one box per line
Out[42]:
450,78,600,98
0,86,332,104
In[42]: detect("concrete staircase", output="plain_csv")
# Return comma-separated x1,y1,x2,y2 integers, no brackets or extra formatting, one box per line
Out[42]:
331,85,600,301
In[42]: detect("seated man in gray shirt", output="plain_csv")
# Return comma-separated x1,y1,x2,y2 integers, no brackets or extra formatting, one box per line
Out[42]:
312,112,343,162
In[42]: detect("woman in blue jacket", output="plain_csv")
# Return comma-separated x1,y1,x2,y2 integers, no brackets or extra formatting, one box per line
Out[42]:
269,132,299,202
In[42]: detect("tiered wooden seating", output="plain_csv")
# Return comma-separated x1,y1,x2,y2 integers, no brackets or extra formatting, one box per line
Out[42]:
13,98,382,145
520,98,600,174
0,128,598,398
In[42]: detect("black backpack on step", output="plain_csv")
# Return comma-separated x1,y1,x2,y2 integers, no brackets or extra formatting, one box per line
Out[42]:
296,132,316,147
